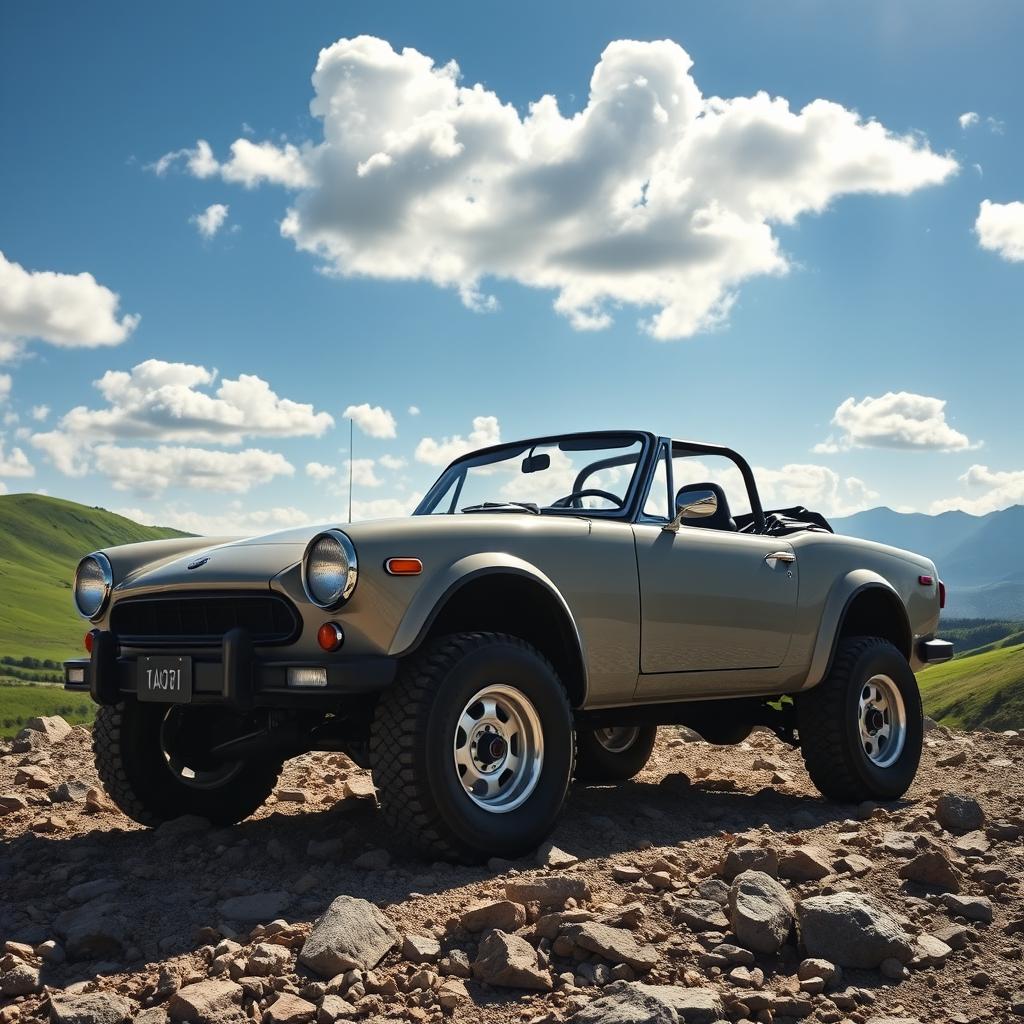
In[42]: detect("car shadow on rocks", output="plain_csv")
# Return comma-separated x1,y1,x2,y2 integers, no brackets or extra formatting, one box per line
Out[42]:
1,774,871,991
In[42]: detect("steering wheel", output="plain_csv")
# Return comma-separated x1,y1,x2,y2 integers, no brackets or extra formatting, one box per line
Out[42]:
550,488,624,509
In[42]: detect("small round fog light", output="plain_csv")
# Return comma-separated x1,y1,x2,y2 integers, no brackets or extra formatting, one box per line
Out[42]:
317,622,344,652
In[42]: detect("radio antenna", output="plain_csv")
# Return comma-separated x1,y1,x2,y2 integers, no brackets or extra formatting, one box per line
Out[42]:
348,417,354,523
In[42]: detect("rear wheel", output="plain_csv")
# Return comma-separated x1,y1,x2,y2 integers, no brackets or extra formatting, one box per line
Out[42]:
93,701,282,826
370,632,575,861
574,725,657,782
796,636,922,802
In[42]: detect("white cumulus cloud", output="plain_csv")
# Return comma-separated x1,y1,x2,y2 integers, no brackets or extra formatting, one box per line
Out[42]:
958,112,980,129
350,493,421,521
0,441,34,478
116,502,316,536
415,415,501,466
305,461,337,481
814,392,974,452
93,445,293,496
345,457,382,487
932,465,1024,515
0,251,139,359
378,453,407,470
0,374,10,404
191,203,230,239
343,402,397,438
47,359,334,445
159,35,956,340
30,404,49,422
755,464,878,517
975,199,1024,263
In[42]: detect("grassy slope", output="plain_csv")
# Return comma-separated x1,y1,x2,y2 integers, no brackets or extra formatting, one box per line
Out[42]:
920,642,1024,731
0,682,95,738
0,493,185,663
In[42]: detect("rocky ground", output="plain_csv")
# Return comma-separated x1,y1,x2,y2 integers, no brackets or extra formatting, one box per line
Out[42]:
1,716,1023,1024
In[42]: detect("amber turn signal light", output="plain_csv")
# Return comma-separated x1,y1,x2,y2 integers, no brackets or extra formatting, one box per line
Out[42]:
317,622,345,652
385,557,423,576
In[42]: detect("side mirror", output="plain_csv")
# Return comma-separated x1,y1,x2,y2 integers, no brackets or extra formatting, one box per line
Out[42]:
663,487,718,533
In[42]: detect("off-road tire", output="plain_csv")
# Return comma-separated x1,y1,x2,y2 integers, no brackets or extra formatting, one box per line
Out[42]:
575,725,657,782
796,635,922,802
93,701,282,826
370,632,575,862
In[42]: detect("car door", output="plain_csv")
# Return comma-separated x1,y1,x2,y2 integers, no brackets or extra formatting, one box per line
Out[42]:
632,522,798,674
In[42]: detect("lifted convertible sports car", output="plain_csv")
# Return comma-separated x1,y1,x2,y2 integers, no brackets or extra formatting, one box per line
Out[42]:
65,431,952,860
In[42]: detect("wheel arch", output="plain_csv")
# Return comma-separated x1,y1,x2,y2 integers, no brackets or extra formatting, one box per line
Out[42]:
802,571,912,690
387,555,589,707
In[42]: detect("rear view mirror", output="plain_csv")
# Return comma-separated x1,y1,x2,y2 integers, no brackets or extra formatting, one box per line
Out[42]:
678,488,718,519
522,453,551,474
663,487,718,533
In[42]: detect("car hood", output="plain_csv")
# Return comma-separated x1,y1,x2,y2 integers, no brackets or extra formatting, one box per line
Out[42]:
111,514,589,596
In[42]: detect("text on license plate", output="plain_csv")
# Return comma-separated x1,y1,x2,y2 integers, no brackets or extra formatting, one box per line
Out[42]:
138,657,192,703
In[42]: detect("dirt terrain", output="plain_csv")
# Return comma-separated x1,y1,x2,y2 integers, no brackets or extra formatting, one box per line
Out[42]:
1,716,1023,1024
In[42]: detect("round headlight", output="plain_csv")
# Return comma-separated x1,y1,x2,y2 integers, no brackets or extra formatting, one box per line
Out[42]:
74,553,113,620
302,530,358,608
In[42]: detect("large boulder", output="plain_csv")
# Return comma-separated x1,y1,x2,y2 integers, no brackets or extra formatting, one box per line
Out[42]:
796,893,914,968
719,844,778,881
13,716,72,752
935,794,985,835
562,921,658,972
728,870,794,954
49,993,132,1024
472,930,551,990
299,896,398,976
779,845,832,882
168,980,242,1023
566,982,724,1024
461,900,526,933
53,898,128,961
897,849,961,892
505,874,591,908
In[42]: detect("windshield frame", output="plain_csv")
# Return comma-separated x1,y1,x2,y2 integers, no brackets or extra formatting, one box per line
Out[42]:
413,430,658,520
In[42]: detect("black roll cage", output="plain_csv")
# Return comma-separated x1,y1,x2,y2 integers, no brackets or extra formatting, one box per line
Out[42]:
413,429,767,534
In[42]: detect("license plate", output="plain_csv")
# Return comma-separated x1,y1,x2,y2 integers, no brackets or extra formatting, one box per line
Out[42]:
138,656,192,703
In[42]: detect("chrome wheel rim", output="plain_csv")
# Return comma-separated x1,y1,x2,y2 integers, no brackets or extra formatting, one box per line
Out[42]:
453,684,544,813
594,725,641,754
858,673,907,769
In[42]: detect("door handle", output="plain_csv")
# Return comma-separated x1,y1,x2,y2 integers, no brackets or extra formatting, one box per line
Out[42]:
765,551,796,566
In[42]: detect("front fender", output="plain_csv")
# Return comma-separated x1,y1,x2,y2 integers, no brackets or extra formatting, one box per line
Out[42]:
387,552,586,665
801,569,903,689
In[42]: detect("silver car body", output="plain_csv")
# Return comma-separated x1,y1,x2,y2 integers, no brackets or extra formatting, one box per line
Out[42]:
70,432,944,712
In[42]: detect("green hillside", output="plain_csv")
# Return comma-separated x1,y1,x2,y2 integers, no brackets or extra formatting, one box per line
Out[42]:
920,642,1024,731
0,493,186,664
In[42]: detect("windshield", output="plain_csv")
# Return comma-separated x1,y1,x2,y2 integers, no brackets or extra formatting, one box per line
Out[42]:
414,433,647,516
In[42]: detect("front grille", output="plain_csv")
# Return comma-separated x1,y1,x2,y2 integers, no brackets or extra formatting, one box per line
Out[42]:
111,592,300,647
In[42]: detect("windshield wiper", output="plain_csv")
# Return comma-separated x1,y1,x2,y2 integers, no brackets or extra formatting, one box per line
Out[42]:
461,501,541,515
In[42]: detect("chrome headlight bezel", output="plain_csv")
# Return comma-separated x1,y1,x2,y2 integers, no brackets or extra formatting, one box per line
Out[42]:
74,552,113,621
301,530,358,609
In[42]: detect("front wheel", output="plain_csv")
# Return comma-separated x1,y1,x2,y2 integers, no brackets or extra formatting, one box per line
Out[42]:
93,702,282,826
796,636,923,802
370,632,575,862
575,725,657,782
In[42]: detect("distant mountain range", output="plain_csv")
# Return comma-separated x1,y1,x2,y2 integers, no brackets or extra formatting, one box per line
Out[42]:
832,505,1024,619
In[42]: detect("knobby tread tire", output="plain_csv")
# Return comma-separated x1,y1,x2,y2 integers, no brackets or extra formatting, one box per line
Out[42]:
370,631,573,861
93,701,282,827
797,635,921,803
93,703,162,827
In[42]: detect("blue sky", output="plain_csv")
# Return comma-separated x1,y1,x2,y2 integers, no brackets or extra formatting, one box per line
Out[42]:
1,1,1022,533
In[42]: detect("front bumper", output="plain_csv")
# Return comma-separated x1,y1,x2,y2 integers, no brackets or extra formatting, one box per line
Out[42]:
917,637,954,664
64,628,396,708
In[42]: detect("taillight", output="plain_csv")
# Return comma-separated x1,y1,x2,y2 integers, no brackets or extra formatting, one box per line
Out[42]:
938,580,946,609
84,631,95,654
